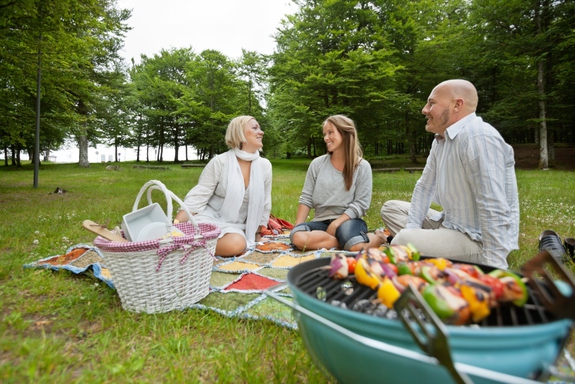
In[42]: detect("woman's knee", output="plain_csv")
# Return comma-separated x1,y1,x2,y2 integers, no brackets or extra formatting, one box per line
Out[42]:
289,230,302,247
216,233,246,257
289,224,310,247
336,220,368,250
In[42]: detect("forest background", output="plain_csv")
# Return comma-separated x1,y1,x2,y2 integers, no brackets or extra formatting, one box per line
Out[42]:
1,0,574,170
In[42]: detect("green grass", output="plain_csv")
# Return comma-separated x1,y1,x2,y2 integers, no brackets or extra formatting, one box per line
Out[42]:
1,159,575,383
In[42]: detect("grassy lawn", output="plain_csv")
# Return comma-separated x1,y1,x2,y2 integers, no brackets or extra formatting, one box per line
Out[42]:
1,158,574,383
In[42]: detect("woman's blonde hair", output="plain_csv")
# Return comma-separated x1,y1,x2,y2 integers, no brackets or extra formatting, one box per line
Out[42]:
323,114,363,191
225,115,255,149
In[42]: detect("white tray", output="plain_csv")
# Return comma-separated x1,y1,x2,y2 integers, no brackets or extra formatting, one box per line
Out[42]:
121,203,169,242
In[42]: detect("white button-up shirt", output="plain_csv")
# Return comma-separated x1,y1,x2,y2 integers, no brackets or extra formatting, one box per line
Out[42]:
407,113,519,268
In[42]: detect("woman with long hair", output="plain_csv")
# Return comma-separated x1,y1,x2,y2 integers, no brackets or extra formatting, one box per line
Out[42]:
290,115,386,251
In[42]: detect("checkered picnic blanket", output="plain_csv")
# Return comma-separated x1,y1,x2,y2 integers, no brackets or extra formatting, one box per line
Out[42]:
24,234,347,328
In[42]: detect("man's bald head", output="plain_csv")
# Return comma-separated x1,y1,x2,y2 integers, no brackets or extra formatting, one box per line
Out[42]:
421,79,479,135
435,79,478,113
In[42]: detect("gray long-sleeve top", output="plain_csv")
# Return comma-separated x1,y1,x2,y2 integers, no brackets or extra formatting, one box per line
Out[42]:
299,154,372,221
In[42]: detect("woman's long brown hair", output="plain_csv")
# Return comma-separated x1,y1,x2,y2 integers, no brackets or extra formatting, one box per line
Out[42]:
323,115,363,190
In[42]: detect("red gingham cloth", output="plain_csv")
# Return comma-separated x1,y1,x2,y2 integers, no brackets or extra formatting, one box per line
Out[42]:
93,222,221,270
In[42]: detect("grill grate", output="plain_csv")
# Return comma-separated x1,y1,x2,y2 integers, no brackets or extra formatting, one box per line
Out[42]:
294,263,558,327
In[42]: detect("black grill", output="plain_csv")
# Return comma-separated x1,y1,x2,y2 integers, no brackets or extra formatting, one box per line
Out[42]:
292,258,558,327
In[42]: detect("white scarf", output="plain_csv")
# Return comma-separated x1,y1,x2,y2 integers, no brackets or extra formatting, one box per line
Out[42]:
220,148,264,247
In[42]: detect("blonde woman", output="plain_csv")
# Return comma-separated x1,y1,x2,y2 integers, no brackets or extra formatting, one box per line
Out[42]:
175,116,272,257
290,115,386,251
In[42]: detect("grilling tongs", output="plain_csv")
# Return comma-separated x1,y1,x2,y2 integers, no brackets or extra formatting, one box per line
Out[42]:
394,251,575,384
521,250,575,320
394,285,474,384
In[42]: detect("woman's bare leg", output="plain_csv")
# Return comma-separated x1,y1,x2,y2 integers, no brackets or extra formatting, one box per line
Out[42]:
215,233,247,257
292,230,339,251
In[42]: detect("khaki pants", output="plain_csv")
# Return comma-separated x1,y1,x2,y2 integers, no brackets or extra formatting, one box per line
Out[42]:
380,200,484,265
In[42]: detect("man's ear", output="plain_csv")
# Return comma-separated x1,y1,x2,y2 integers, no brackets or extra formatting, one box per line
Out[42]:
453,98,464,112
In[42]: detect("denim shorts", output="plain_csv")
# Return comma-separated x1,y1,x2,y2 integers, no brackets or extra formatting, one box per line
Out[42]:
289,218,369,250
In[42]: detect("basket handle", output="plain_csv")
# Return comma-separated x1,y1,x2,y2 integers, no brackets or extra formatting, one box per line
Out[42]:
147,185,200,231
132,180,198,230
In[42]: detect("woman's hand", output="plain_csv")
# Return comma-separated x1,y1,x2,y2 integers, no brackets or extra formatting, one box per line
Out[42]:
174,210,189,223
255,225,265,242
326,221,339,237
327,214,351,237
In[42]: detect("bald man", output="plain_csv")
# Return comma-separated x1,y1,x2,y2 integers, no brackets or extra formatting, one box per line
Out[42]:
380,79,519,269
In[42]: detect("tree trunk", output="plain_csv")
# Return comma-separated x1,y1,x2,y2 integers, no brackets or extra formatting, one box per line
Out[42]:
538,61,549,170
157,144,163,162
15,147,21,167
174,139,179,162
536,1,549,170
78,134,89,167
10,145,16,166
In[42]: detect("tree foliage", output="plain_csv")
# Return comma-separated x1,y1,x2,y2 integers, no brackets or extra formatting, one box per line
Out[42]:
1,0,574,168
270,0,575,165
0,0,130,167
127,48,268,162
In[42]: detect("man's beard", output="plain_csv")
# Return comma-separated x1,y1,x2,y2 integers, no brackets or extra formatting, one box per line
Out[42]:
426,109,450,133
439,109,450,127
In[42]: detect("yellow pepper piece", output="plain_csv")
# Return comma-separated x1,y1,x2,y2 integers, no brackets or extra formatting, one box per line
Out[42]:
427,257,451,270
355,257,381,290
377,277,401,308
401,245,412,260
460,284,491,323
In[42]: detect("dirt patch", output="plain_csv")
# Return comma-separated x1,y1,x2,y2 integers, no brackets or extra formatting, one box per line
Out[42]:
513,144,575,170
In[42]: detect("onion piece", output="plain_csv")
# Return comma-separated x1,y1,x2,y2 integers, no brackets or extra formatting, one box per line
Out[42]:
329,253,349,279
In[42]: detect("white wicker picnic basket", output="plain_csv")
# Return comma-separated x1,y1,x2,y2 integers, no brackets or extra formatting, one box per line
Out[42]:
94,180,221,314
